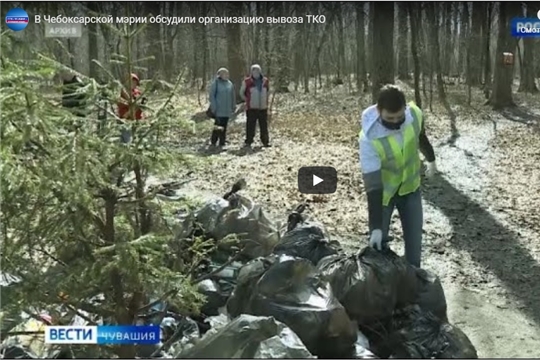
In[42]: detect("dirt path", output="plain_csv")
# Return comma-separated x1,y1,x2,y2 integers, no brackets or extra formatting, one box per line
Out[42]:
174,89,540,357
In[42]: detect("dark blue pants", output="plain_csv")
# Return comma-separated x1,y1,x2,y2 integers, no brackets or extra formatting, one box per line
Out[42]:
382,189,423,267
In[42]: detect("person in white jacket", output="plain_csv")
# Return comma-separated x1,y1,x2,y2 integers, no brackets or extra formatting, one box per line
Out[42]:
359,85,437,267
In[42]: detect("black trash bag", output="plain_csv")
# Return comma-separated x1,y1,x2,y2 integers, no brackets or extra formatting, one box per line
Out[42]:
274,221,341,265
317,247,418,326
176,314,314,358
195,189,279,259
228,255,357,358
0,345,38,359
385,305,478,359
414,268,447,321
226,257,273,317
352,331,378,359
196,279,227,316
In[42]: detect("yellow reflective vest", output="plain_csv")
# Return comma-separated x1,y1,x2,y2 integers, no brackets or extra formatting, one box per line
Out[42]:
360,101,424,206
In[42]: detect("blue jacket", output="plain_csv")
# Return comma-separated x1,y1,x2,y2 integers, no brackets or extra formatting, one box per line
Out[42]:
209,78,236,118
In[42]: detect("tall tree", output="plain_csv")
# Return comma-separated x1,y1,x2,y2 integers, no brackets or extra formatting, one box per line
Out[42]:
371,2,395,103
367,2,375,79
87,3,99,79
489,2,516,109
273,1,291,92
469,2,484,86
226,2,244,97
408,2,422,108
426,2,447,102
518,5,539,93
396,2,410,80
482,3,492,98
441,2,452,76
355,2,368,92
336,4,346,82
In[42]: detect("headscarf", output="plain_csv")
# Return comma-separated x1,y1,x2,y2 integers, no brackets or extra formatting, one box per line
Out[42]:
217,67,229,78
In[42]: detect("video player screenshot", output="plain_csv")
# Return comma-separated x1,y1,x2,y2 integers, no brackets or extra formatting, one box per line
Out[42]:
1,1,540,358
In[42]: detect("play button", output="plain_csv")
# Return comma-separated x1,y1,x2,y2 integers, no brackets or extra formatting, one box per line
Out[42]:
298,166,337,194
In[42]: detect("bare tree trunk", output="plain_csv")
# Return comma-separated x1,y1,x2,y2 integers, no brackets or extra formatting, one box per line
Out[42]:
451,3,460,77
371,2,395,103
482,3,492,99
488,2,515,109
226,3,244,99
87,2,99,79
441,3,452,76
518,5,539,93
302,14,311,93
199,3,209,90
367,2,374,80
464,2,472,104
355,2,368,92
396,2,410,80
426,3,447,101
254,2,262,62
408,3,422,108
469,2,484,86
273,2,290,92
336,5,345,82
293,3,304,91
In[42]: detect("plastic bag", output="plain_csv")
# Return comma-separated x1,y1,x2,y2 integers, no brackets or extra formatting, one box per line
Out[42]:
414,268,447,321
0,345,38,359
354,331,378,359
196,194,279,259
317,247,417,325
227,255,357,358
196,279,228,316
176,314,313,358
385,305,477,359
1,318,49,358
226,257,272,318
273,221,341,265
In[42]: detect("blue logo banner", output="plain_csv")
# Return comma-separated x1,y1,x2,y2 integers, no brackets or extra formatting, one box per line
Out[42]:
97,326,161,345
511,18,540,38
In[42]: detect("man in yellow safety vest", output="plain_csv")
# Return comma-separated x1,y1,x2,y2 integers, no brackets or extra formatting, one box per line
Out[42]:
359,84,436,267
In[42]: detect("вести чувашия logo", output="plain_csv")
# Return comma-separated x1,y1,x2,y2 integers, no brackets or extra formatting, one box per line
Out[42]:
510,17,540,38
5,8,29,31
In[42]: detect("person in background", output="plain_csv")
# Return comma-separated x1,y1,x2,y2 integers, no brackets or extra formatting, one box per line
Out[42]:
61,70,87,118
359,84,436,268
208,68,236,150
239,64,270,148
117,73,146,143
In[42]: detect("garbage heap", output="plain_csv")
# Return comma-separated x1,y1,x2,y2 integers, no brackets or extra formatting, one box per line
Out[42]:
0,184,479,359
180,186,478,359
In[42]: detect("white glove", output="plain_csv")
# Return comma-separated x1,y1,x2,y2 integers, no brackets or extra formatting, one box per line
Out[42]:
369,229,383,250
426,161,437,178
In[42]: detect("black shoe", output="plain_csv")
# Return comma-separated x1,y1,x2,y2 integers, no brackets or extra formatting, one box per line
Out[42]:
263,144,272,148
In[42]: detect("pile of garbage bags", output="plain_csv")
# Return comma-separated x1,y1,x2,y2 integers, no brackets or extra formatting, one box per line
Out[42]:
1,182,478,359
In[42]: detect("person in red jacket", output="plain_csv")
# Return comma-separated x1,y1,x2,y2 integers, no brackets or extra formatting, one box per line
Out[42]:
239,64,271,148
117,73,146,143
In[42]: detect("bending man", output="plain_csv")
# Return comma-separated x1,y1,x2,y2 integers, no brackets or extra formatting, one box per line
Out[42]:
359,85,436,267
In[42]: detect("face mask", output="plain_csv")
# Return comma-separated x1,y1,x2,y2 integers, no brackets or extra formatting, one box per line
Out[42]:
381,117,405,130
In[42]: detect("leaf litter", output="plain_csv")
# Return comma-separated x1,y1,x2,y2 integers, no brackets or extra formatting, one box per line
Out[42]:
169,82,540,357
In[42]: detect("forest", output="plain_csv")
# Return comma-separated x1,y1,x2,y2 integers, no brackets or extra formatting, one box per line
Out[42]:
1,1,540,359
